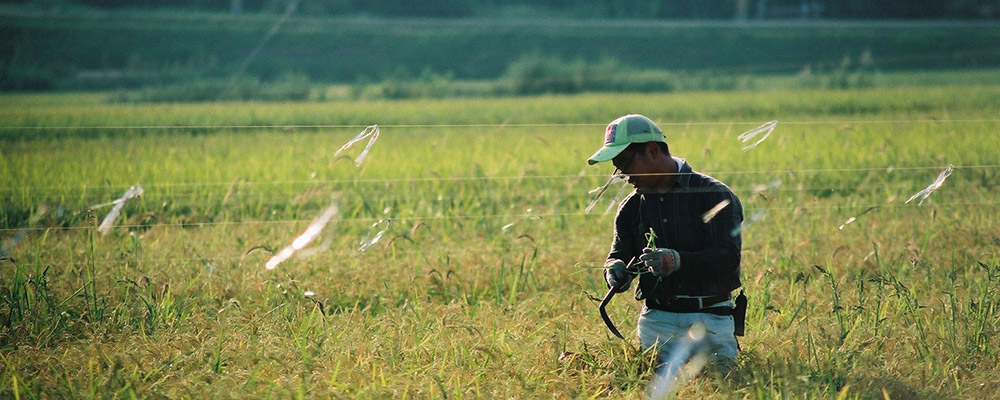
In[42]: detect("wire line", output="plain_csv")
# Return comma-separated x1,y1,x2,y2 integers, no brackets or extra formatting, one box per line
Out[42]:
3,118,1000,131
3,200,998,234
4,164,996,192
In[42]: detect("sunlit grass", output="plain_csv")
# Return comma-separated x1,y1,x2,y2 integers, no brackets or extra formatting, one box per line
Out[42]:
1,84,999,398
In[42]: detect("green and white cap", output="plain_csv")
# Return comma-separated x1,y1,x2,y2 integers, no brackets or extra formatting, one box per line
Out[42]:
587,114,665,165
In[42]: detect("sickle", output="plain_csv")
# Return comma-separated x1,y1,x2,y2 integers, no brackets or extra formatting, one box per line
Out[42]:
599,287,625,339
599,257,637,340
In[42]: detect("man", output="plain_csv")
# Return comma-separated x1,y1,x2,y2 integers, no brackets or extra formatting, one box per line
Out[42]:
588,114,745,371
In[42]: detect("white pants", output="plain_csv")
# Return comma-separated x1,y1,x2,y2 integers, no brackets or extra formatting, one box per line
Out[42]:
636,304,739,372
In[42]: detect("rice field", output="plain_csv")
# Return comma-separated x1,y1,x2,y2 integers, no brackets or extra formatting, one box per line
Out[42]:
2,85,999,398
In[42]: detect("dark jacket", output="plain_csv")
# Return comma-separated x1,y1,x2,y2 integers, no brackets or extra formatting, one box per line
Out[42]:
607,157,743,299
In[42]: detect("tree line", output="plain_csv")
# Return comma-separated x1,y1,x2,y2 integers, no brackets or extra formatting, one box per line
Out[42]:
15,0,1000,19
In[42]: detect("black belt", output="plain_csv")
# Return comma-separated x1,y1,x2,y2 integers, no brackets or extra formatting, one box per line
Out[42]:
646,294,732,315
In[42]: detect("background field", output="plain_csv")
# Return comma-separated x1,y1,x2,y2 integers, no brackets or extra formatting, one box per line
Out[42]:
4,11,1000,92
2,82,999,398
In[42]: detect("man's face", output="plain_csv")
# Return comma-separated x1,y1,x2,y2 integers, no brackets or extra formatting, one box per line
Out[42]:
611,145,648,189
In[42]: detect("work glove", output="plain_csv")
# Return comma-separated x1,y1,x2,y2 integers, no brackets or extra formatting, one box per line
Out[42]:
604,259,632,292
640,247,680,278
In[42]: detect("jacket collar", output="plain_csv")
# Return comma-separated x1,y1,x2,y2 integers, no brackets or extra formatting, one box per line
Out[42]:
674,156,692,188
636,156,692,194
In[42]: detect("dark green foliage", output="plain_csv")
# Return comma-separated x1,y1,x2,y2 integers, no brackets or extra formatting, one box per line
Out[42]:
13,0,1000,18
794,52,879,90
352,67,456,100
349,53,886,99
3,13,1000,94
107,73,312,103
501,55,678,95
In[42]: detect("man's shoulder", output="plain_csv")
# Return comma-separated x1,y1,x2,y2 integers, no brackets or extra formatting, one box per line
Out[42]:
688,169,741,202
620,190,641,207
689,169,730,190
679,159,729,190
614,190,641,217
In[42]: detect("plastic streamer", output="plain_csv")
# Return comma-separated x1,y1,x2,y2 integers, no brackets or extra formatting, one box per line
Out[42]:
333,125,381,167
359,218,391,252
0,231,26,260
738,120,778,151
586,171,628,214
731,210,765,237
94,184,144,235
501,208,541,232
603,183,630,215
838,206,879,230
295,235,334,259
838,216,858,231
646,323,710,400
219,0,302,100
265,201,339,270
750,179,782,196
1,205,48,259
701,199,731,223
905,164,954,206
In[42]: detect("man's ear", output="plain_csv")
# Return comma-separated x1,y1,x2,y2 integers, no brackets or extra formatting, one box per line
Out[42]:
644,141,658,156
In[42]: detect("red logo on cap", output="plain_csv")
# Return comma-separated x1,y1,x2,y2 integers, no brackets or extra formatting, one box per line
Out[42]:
604,124,617,144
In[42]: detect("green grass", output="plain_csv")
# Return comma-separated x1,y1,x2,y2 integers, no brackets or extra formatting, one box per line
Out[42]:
1,83,999,398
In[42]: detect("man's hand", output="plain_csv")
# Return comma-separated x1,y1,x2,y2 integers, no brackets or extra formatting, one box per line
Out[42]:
640,247,680,278
604,259,632,292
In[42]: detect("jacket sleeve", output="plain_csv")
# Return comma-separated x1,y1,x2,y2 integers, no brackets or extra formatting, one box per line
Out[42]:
607,194,639,268
675,188,743,279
